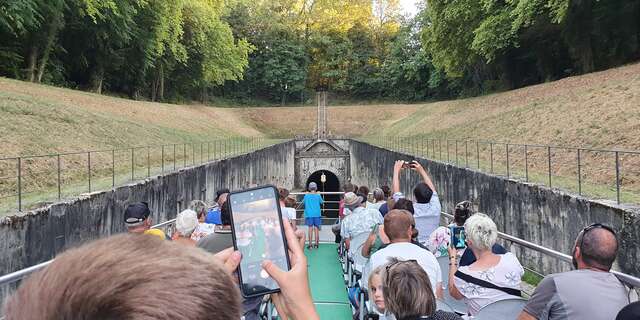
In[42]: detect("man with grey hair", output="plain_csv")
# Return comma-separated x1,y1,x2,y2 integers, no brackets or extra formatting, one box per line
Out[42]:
517,223,630,320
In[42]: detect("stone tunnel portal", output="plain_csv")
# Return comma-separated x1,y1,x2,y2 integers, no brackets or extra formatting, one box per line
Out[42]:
305,170,340,219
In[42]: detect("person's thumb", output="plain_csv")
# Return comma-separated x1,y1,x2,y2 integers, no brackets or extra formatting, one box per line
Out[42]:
262,260,285,283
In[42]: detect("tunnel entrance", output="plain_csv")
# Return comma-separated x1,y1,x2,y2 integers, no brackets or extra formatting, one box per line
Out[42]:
305,170,340,219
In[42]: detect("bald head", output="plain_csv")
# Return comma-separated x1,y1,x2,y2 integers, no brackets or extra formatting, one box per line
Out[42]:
579,227,618,271
384,209,414,242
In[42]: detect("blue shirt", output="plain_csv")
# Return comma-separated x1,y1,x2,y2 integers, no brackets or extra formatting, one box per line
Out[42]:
303,193,323,218
379,202,390,216
205,208,221,225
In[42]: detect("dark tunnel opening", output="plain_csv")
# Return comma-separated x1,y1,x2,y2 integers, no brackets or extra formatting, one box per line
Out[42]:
305,170,340,220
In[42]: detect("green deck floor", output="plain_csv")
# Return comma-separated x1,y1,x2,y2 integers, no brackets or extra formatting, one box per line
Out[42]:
305,243,352,319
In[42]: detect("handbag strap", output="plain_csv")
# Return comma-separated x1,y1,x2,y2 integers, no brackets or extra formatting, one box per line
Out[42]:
454,270,522,297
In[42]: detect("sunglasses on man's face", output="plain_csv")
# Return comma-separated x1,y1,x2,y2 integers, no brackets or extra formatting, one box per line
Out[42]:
385,259,418,274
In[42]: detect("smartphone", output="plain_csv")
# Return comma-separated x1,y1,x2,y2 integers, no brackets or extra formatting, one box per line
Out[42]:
402,160,419,169
450,226,466,249
228,185,291,298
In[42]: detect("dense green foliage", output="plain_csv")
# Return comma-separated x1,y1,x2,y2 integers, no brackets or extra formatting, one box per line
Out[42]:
1,0,638,104
0,0,251,101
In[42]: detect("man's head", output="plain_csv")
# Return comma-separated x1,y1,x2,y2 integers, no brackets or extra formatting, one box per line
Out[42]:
3,234,241,319
215,188,230,206
176,209,199,238
384,210,414,242
124,202,152,233
572,223,618,271
343,182,355,193
308,182,318,192
413,183,433,204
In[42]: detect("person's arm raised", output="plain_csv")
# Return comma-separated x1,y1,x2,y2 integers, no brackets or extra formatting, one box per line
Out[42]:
392,160,404,194
263,219,319,320
411,161,436,192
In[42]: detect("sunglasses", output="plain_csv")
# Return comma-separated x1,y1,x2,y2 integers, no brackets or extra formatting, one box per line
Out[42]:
577,223,616,249
455,201,471,210
385,259,418,274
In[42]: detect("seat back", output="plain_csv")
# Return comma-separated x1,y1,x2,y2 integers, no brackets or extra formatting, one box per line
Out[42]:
474,298,527,320
437,256,450,287
349,232,371,269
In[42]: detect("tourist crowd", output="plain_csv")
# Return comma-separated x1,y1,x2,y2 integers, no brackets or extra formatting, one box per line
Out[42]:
3,159,639,320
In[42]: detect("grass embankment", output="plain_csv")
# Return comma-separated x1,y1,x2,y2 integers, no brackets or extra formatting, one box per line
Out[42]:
374,63,640,203
238,104,419,137
0,77,265,215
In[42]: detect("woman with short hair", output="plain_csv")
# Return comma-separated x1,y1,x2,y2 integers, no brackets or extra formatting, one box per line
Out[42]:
448,213,524,316
383,258,462,320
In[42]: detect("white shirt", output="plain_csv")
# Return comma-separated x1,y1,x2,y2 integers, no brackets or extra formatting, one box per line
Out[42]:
282,207,297,220
413,192,442,243
453,252,524,316
364,242,442,293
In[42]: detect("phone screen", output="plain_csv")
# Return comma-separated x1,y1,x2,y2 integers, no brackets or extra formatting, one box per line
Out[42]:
229,186,290,297
450,226,466,249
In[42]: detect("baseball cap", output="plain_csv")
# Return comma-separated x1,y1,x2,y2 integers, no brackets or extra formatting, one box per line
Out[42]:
176,209,198,236
308,182,318,190
124,202,151,226
214,188,230,202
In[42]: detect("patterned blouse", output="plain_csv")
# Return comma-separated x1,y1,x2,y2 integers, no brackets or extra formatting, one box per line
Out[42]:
453,252,524,316
340,207,384,239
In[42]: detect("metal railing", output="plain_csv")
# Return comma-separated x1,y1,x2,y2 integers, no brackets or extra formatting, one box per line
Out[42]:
363,136,640,205
441,212,640,288
0,137,282,215
290,191,345,215
0,218,177,312
0,191,342,291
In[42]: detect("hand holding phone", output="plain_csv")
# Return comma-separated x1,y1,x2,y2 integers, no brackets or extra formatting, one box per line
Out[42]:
229,185,291,297
450,226,466,249
401,160,414,169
